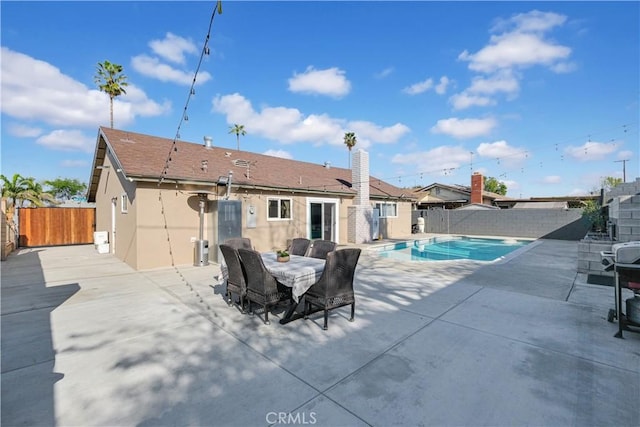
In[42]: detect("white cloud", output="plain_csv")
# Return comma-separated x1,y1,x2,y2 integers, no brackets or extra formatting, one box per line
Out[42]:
402,78,433,95
349,121,410,145
375,67,394,79
131,54,211,85
392,145,473,175
617,150,633,160
288,66,351,98
564,141,617,161
458,10,572,74
149,32,199,65
542,175,562,184
1,47,170,129
501,179,519,192
468,71,520,96
476,140,528,165
7,123,42,138
212,93,409,148
435,76,451,95
36,129,94,153
450,93,496,110
491,10,567,34
263,149,293,159
431,117,496,139
550,62,577,74
459,32,571,73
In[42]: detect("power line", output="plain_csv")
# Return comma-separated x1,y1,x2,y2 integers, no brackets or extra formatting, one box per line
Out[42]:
159,0,222,185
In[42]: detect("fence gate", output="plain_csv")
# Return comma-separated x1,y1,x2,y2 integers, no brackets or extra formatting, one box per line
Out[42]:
18,207,96,247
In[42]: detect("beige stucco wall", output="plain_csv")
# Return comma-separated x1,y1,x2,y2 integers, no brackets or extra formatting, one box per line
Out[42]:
94,153,139,268
134,183,216,269
377,200,412,238
227,192,337,252
96,166,413,270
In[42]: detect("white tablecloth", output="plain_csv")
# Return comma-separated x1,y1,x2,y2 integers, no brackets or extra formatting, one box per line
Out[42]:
220,252,326,303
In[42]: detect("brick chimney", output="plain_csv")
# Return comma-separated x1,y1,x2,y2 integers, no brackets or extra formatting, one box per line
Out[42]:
471,172,484,204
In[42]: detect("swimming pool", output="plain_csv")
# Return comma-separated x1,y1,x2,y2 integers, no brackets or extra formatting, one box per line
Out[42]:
374,236,534,262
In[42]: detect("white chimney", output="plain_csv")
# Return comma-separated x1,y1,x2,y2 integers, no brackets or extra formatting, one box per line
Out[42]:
203,136,213,149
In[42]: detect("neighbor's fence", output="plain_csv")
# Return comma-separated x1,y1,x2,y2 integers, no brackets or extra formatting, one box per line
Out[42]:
412,208,590,240
1,199,17,260
18,207,95,247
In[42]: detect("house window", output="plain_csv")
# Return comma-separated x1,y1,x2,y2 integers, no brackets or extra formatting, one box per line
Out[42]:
268,198,291,220
435,188,441,195
120,193,128,214
375,202,397,218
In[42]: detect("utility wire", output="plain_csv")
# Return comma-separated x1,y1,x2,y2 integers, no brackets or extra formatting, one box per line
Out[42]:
159,0,222,185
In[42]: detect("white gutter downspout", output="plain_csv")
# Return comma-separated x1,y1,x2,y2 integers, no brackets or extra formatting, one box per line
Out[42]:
111,197,117,254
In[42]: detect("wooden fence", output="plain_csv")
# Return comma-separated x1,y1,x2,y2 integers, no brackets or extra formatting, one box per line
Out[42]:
18,207,95,247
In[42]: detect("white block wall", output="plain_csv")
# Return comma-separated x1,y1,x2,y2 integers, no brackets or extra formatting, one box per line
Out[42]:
348,205,374,243
352,150,369,206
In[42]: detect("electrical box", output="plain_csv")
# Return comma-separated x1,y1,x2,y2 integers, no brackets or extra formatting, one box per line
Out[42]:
246,205,257,228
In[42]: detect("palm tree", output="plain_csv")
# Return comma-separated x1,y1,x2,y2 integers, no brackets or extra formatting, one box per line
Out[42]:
228,124,246,151
0,174,55,210
22,178,56,206
94,60,129,128
1,173,27,211
343,132,357,168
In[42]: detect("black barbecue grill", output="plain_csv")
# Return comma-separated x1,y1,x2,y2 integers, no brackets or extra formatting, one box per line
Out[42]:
601,241,640,338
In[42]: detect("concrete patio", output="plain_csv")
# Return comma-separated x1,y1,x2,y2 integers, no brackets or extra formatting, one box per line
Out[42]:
1,239,639,426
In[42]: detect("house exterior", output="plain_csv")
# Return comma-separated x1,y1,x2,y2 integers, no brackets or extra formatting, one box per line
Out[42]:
87,127,413,270
412,173,506,209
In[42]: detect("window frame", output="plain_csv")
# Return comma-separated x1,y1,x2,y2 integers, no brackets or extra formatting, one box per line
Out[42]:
120,193,128,214
267,197,292,221
374,202,398,218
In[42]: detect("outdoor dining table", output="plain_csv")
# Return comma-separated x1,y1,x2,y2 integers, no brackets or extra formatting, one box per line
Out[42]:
220,251,326,324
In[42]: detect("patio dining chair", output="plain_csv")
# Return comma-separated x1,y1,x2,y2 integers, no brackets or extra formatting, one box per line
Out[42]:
304,248,361,330
307,239,337,260
238,248,292,325
224,237,252,250
219,244,248,313
289,238,311,256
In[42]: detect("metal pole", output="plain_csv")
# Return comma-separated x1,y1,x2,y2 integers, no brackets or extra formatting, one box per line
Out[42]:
614,159,628,183
198,197,205,240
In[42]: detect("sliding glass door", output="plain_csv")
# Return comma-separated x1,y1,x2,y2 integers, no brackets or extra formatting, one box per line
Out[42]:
308,198,338,242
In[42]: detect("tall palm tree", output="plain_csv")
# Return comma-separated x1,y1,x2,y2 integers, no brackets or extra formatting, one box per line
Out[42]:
94,60,129,128
228,124,246,151
343,132,357,168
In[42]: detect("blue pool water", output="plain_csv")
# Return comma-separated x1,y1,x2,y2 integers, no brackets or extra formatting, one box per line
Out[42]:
375,236,532,262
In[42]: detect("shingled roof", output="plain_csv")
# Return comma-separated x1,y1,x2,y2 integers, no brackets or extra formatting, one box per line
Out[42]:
88,127,412,202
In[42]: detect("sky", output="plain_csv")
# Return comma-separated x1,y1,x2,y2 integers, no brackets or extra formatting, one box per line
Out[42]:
1,1,638,199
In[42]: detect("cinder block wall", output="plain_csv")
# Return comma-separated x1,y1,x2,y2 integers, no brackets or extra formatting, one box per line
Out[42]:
412,208,589,240
606,178,640,243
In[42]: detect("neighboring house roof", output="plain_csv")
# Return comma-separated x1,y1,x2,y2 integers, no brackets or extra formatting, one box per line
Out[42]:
494,195,596,209
455,203,500,210
512,201,568,209
412,182,508,204
88,127,413,202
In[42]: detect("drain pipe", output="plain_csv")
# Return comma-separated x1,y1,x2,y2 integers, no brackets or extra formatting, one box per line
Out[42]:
225,170,233,199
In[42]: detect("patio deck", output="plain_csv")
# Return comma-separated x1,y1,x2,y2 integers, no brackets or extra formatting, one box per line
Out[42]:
1,239,638,426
